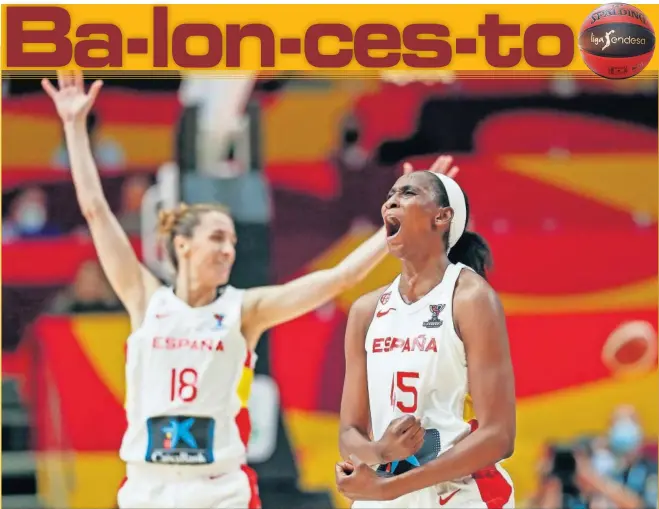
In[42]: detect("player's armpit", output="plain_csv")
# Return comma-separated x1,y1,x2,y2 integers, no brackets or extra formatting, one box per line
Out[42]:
240,227,388,345
339,291,384,466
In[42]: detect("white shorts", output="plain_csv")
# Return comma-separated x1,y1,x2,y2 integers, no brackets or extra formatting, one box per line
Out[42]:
352,464,515,509
117,464,261,509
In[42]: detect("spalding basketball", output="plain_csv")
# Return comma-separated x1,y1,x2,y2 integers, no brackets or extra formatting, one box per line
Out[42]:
579,3,655,79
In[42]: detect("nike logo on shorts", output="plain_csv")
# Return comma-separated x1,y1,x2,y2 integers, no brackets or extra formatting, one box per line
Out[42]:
439,488,461,506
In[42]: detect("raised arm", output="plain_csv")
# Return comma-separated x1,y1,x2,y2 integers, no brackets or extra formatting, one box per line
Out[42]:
42,72,160,327
382,271,516,499
241,226,387,345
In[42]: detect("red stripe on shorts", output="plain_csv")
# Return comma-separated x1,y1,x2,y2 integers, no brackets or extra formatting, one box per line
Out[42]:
468,419,513,509
241,464,262,509
472,465,512,509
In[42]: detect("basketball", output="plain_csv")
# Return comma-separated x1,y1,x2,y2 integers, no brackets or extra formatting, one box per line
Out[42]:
578,3,655,79
602,320,657,375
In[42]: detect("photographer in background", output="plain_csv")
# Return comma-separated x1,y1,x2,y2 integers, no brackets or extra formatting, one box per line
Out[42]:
528,444,589,509
527,444,645,509
526,405,656,509
600,406,657,509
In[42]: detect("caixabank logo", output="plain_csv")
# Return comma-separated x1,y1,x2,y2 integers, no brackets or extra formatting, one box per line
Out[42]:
579,3,655,79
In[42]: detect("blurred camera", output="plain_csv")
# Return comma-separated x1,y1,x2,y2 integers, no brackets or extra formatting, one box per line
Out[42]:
547,445,580,496
549,446,577,480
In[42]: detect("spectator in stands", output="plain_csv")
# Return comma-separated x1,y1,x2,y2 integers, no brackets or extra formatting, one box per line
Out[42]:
50,260,122,314
52,109,125,170
525,405,656,509
2,187,61,242
117,174,151,235
603,405,658,508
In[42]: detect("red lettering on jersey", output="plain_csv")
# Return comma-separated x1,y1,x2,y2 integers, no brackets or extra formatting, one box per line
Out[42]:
390,337,403,351
152,336,224,352
412,335,426,351
372,335,437,354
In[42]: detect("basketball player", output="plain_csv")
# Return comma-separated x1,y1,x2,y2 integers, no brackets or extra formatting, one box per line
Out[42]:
336,167,516,508
41,72,459,509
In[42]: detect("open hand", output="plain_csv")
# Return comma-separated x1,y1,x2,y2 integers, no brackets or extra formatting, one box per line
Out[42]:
42,71,103,124
403,154,460,179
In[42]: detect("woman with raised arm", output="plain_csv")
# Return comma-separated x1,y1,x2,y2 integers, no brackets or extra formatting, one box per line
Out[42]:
42,71,459,509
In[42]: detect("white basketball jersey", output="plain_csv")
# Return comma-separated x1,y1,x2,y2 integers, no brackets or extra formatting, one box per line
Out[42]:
119,285,254,475
365,263,476,463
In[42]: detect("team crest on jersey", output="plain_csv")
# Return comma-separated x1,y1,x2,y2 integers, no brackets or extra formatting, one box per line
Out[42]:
423,304,445,328
212,314,225,330
380,292,391,305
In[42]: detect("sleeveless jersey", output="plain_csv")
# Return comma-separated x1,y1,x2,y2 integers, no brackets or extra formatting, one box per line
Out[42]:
119,285,255,476
365,263,476,465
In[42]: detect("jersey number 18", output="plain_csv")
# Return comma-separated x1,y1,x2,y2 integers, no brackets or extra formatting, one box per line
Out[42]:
170,368,199,402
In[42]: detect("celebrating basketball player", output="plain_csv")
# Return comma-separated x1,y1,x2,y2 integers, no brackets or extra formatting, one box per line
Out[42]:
336,163,516,508
42,72,461,509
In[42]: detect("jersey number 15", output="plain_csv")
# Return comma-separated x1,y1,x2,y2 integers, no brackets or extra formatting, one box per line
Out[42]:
391,371,419,413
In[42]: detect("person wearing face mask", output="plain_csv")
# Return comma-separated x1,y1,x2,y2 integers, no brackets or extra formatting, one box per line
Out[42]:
567,407,653,509
2,187,61,242
606,406,657,508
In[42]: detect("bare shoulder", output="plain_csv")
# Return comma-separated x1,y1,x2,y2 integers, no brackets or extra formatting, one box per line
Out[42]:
454,269,505,324
455,269,500,304
349,285,390,325
345,285,390,353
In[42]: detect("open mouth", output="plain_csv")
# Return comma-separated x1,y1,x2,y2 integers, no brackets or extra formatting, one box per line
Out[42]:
385,216,402,238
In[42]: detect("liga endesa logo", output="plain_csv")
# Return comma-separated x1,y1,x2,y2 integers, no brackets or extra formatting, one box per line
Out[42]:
589,31,648,52
4,6,578,70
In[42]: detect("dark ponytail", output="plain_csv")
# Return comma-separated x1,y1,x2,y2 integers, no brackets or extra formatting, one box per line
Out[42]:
448,230,492,279
426,171,493,279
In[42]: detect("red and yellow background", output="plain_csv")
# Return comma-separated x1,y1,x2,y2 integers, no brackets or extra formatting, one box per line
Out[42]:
3,77,657,508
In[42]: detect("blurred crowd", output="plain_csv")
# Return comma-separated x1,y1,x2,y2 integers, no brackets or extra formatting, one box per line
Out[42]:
2,112,151,315
2,172,148,314
526,406,657,509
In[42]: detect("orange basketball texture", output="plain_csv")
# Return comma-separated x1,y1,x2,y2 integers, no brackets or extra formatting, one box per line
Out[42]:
579,3,655,79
